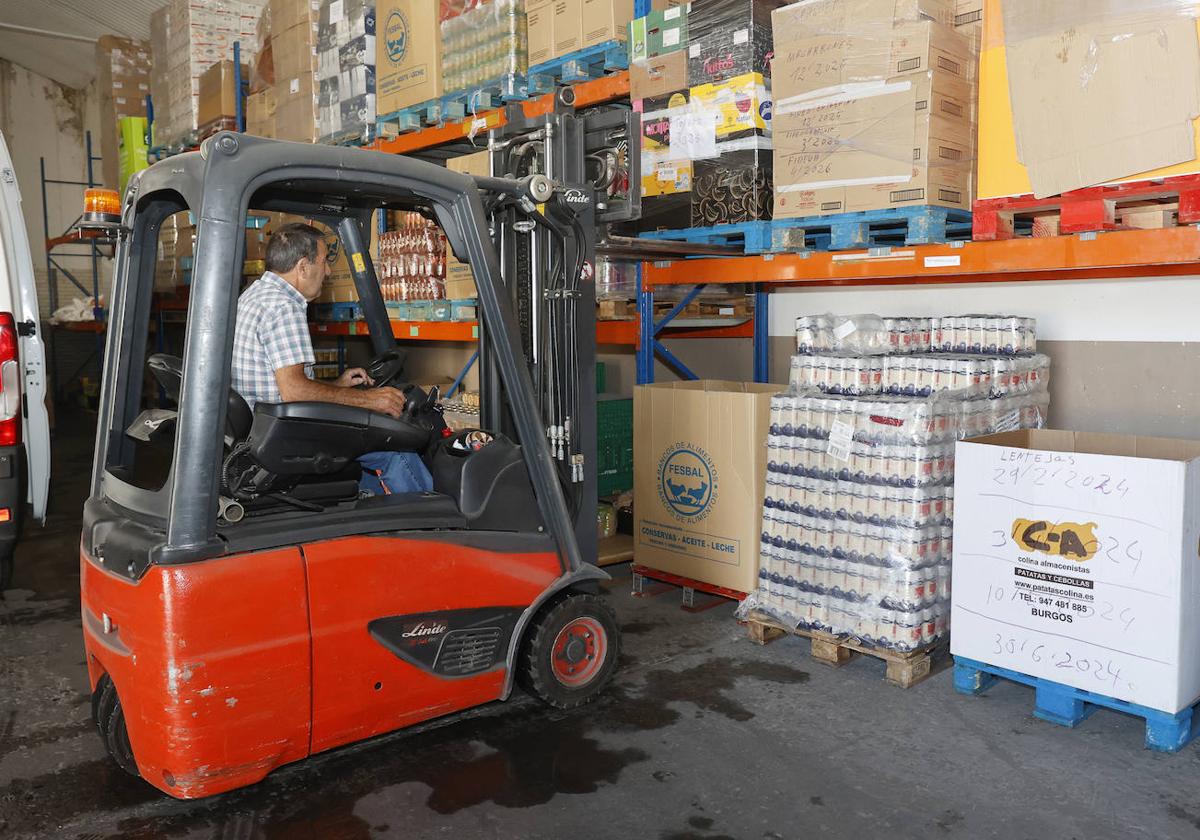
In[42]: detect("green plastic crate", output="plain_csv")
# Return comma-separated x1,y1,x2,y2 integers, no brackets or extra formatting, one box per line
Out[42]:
597,397,633,497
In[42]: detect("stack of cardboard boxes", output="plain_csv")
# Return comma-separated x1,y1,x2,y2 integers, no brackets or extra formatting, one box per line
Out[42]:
197,60,250,129
375,0,442,121
270,0,321,142
316,0,377,144
770,0,978,220
634,0,785,232
527,0,635,68
150,0,267,148
95,36,151,191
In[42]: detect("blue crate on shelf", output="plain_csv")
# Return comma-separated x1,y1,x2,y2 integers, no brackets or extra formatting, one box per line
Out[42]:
638,220,773,254
312,302,363,322
528,40,629,94
953,656,1200,753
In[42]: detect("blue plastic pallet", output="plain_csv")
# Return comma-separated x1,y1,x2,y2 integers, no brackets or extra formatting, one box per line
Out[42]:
528,40,629,94
376,73,530,137
953,656,1200,753
639,207,972,255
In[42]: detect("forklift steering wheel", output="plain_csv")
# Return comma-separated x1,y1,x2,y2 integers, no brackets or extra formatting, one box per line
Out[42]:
365,349,407,390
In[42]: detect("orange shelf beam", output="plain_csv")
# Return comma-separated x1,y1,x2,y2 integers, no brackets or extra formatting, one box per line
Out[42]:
368,72,630,156
313,315,753,346
642,227,1200,288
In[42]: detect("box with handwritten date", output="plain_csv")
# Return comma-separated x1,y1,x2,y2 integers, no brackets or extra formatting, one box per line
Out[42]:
951,429,1200,714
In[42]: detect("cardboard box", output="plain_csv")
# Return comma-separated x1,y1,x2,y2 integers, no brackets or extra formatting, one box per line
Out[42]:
271,0,321,36
582,0,633,48
630,51,688,102
246,89,277,137
447,150,490,178
628,6,687,62
528,0,555,66
774,62,975,217
954,0,983,30
445,255,477,299
687,0,784,86
272,22,318,83
978,1,1200,200
553,0,584,58
952,429,1200,714
376,0,442,114
772,12,973,103
274,73,318,142
634,380,778,594
96,35,151,189
198,61,247,126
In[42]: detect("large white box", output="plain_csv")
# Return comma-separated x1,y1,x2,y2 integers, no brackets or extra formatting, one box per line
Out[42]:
951,429,1200,714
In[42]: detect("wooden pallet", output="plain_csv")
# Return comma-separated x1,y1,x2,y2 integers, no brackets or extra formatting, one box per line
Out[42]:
653,297,751,319
954,656,1200,753
528,40,629,94
376,73,530,137
597,299,636,321
631,564,748,613
639,207,971,254
972,175,1200,240
744,610,945,689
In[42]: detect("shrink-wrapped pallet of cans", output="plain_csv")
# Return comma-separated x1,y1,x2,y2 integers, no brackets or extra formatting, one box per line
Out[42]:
739,312,1050,652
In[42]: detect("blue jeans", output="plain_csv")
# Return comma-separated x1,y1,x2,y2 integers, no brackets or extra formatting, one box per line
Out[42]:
358,451,433,495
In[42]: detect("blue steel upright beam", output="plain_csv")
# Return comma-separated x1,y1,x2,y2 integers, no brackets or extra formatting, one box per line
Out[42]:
753,289,769,383
636,265,654,384
234,42,245,132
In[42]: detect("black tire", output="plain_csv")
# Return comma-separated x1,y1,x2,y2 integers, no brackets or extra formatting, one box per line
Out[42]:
93,674,140,777
517,592,620,709
0,548,11,592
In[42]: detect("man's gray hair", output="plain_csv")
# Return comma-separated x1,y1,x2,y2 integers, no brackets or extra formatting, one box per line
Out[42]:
265,222,325,274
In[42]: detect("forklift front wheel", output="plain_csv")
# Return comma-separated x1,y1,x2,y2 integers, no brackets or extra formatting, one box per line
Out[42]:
92,673,140,778
518,592,619,709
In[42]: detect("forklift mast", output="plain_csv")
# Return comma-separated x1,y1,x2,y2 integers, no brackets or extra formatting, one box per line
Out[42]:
475,91,639,566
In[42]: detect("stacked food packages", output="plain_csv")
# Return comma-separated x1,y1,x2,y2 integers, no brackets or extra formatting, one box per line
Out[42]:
150,0,267,148
440,0,528,99
316,0,377,144
770,0,978,220
633,0,783,232
738,312,1050,652
377,213,447,302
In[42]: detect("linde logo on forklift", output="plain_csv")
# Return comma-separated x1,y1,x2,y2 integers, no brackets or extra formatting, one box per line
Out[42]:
562,188,590,206
401,620,449,639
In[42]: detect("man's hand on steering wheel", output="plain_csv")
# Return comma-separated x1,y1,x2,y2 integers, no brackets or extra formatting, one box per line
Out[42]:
363,387,407,418
334,367,374,388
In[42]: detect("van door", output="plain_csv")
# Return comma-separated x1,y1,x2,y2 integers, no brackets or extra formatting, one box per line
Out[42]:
0,132,50,522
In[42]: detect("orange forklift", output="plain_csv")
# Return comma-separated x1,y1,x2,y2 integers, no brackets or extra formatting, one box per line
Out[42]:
79,120,634,798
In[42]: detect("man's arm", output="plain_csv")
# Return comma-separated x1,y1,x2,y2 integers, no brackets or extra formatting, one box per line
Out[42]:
276,365,406,417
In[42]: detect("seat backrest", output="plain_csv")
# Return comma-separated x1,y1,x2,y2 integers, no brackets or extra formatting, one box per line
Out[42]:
148,353,254,442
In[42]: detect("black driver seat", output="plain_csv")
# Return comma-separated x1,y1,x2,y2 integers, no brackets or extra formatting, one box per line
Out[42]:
148,353,252,441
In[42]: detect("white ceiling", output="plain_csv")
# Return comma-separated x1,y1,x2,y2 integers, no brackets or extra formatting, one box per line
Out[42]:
0,0,164,89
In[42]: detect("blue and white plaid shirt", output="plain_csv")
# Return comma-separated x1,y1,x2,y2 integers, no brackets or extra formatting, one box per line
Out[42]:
232,272,315,410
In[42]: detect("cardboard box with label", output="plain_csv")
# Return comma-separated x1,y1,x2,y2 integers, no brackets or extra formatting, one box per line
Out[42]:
582,0,633,49
630,50,688,102
687,0,783,87
952,429,1200,714
634,380,779,593
628,5,687,62
275,72,319,142
376,0,442,115
528,0,555,66
979,0,1200,200
553,0,584,59
774,60,975,217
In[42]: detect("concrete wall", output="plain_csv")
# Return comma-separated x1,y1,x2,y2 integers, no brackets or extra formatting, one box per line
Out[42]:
0,59,105,316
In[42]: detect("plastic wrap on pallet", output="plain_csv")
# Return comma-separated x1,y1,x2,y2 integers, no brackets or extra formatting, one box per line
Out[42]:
685,0,786,86
790,352,1051,398
795,313,1037,356
316,0,377,143
376,212,446,301
740,381,1050,650
439,0,528,96
638,73,773,231
1000,0,1198,47
152,0,267,148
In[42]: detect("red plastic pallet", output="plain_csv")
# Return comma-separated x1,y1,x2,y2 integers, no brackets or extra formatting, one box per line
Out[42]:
630,564,748,613
972,174,1200,240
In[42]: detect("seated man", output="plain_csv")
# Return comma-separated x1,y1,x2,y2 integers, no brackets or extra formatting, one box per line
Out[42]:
232,222,432,495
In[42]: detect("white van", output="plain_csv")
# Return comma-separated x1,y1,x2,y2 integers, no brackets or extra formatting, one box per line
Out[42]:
0,132,52,588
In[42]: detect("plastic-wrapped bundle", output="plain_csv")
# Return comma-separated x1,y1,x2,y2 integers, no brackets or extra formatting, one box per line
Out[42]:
686,0,785,86
796,313,1038,356
316,0,376,144
790,352,1051,398
763,472,954,529
439,0,527,97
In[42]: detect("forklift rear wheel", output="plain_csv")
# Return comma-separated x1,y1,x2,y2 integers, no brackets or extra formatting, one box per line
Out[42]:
92,674,139,777
0,548,11,591
518,592,619,709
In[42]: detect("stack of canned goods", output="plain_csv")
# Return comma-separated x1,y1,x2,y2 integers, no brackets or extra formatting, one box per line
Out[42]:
740,313,1050,652
796,313,1038,356
790,352,1051,398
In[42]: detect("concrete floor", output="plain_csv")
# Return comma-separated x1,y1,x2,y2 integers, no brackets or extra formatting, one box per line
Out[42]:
3,421,1200,840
